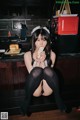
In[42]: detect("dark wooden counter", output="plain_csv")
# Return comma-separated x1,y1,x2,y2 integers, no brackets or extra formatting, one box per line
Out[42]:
0,53,80,115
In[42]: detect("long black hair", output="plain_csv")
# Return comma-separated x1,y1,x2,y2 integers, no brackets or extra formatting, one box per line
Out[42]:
31,27,52,66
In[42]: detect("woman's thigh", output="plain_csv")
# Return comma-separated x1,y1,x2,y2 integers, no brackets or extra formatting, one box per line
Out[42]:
33,81,42,97
42,80,53,96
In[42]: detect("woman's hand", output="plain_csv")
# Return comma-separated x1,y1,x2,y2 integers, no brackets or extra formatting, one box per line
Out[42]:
39,51,46,62
35,51,46,68
33,51,46,67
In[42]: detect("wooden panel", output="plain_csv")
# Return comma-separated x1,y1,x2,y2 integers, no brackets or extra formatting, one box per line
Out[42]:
0,61,8,68
13,61,27,89
55,57,80,85
0,62,13,89
0,61,27,89
16,61,25,67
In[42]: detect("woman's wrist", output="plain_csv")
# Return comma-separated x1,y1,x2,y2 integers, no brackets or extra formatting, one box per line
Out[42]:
33,61,37,67
33,59,46,68
33,60,40,67
51,64,54,68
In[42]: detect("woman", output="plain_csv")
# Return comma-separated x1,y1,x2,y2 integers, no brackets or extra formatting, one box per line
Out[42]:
21,26,69,115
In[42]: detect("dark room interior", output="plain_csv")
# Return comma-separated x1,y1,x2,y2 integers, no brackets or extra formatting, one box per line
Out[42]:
0,0,80,120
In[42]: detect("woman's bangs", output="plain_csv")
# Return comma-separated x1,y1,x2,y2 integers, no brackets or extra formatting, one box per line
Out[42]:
42,35,49,41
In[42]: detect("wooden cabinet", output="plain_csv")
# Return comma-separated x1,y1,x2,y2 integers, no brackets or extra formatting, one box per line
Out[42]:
0,55,80,115
0,61,27,89
0,61,12,89
55,56,80,85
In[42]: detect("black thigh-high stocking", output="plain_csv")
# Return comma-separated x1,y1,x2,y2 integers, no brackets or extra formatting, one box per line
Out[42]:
21,67,43,115
43,67,66,111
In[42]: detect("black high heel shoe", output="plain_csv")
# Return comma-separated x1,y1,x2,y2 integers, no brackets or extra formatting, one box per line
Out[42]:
62,106,72,113
21,103,32,116
65,106,72,113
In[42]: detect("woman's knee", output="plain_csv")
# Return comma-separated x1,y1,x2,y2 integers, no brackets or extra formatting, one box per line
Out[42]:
43,67,54,77
31,67,43,78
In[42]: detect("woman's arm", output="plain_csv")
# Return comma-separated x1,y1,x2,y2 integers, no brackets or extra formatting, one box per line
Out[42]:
24,51,44,73
50,50,56,67
24,51,33,73
24,50,47,73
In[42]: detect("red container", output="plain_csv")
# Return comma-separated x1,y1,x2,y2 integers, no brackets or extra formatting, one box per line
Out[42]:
58,15,79,35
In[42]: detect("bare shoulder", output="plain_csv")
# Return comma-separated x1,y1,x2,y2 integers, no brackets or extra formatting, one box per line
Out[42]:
24,51,32,73
50,50,56,65
24,51,32,60
51,50,56,58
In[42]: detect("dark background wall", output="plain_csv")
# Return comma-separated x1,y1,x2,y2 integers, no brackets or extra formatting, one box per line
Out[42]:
0,0,80,54
0,0,54,19
0,0,79,19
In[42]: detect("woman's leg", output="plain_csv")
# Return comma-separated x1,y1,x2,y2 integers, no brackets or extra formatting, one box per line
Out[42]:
42,79,53,96
33,80,42,97
21,67,43,115
43,67,66,111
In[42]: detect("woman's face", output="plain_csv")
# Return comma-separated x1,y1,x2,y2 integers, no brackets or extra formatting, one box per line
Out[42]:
35,34,47,49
